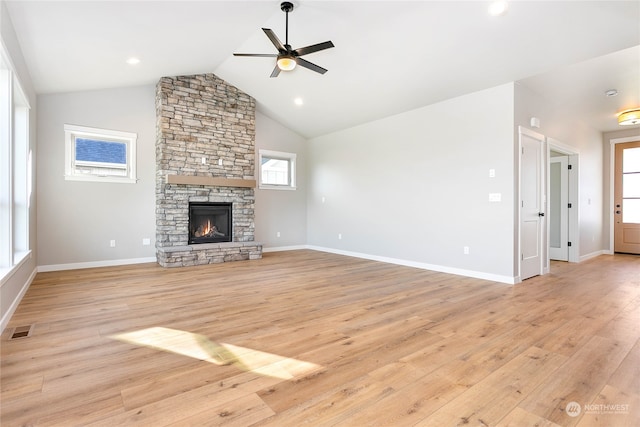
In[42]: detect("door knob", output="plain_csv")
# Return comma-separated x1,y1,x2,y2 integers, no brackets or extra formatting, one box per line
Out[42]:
538,212,545,217
616,210,621,214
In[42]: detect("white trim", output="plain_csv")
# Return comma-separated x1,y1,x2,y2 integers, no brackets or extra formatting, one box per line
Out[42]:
0,266,36,333
258,149,296,190
262,245,307,253
306,245,517,285
548,156,568,261
609,134,640,253
579,250,607,262
38,257,156,273
63,124,136,140
64,124,137,183
547,138,580,263
0,250,32,287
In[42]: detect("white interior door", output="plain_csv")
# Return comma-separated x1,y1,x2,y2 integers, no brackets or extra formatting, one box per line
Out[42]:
520,130,544,281
549,155,568,261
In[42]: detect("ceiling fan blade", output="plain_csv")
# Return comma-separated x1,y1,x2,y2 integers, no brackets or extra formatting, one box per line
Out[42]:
233,53,278,57
294,41,335,57
296,58,328,75
262,28,286,52
270,65,281,78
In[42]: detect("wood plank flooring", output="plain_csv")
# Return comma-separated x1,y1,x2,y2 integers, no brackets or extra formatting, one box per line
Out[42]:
1,250,638,426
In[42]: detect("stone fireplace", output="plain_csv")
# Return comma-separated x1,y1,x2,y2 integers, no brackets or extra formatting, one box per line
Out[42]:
155,74,262,267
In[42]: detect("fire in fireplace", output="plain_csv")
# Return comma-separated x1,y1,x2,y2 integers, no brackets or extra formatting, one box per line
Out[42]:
188,202,232,244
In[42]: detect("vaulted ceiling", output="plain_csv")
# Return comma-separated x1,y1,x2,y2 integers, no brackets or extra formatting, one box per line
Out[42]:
5,0,640,138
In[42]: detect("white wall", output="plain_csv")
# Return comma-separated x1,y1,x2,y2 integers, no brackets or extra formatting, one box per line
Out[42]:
255,111,307,249
307,83,517,282
0,0,38,330
36,85,156,269
35,87,308,268
515,83,606,259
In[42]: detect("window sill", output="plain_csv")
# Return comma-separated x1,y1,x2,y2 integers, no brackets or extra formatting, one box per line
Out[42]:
259,185,297,191
65,175,137,184
0,250,32,287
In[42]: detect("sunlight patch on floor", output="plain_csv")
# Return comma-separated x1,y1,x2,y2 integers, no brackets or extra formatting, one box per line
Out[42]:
110,327,321,380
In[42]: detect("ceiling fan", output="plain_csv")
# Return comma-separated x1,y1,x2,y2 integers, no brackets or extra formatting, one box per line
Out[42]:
233,1,334,78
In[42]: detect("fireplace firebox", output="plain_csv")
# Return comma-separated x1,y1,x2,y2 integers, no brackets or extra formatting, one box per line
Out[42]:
188,202,232,244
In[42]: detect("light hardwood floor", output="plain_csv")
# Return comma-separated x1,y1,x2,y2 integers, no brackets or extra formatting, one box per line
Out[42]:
1,250,639,426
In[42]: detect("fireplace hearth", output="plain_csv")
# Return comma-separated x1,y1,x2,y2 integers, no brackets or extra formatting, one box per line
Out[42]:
189,202,232,244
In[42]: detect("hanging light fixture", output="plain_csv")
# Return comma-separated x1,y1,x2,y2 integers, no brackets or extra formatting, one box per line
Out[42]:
618,108,640,126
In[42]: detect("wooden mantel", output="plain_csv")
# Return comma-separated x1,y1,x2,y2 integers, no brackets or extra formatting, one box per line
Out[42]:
165,174,256,188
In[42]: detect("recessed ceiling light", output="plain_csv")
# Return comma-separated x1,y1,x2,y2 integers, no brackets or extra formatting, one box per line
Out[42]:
605,89,618,97
126,57,141,65
294,97,304,106
488,1,509,16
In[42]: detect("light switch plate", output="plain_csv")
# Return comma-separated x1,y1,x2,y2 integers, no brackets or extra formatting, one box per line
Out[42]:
489,193,502,202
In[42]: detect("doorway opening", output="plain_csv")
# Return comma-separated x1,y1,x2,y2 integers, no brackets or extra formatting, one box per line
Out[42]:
547,138,579,265
549,153,568,261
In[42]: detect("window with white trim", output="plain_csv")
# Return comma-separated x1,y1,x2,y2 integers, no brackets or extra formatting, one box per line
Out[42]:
64,124,137,183
1,44,32,277
258,149,296,190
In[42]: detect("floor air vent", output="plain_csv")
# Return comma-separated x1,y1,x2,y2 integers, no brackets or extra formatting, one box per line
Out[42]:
9,325,34,340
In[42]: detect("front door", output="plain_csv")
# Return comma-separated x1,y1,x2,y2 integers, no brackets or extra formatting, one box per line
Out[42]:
520,130,544,280
614,141,640,254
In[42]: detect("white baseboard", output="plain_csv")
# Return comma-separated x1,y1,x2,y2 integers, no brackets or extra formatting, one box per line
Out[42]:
262,245,308,253
306,245,517,285
579,250,608,262
1,267,37,333
38,257,157,273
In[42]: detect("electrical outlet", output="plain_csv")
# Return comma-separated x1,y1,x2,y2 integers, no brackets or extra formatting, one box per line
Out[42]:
110,240,116,247
142,238,151,246
463,246,470,255
338,233,342,240
276,231,281,238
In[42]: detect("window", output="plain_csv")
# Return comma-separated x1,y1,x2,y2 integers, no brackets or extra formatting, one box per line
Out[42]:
1,45,32,277
258,149,296,190
64,124,137,183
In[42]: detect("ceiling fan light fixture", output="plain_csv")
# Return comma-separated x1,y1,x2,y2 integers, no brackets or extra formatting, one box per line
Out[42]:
277,55,297,71
617,108,640,126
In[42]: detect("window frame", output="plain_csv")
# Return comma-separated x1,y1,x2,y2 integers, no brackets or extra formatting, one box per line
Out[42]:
258,149,297,190
64,124,137,183
1,44,32,281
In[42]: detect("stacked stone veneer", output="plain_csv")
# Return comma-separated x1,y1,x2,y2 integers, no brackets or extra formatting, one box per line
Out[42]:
155,74,262,267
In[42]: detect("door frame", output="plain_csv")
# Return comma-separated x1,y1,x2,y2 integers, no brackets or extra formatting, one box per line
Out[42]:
518,126,546,281
547,138,579,264
609,135,640,253
549,155,568,261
